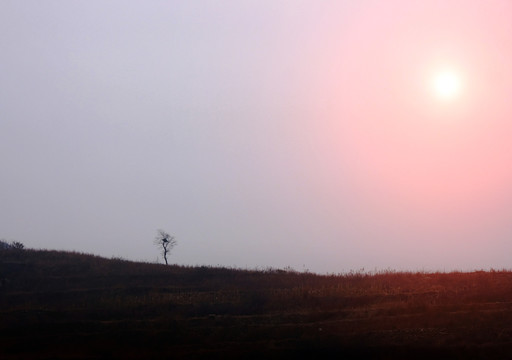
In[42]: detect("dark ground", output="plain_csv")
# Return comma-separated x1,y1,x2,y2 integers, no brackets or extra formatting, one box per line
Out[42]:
2,249,512,359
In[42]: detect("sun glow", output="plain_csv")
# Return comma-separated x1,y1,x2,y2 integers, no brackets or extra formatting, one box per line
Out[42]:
433,70,461,100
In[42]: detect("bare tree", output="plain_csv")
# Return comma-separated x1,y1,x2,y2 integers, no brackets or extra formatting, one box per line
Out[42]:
154,230,176,265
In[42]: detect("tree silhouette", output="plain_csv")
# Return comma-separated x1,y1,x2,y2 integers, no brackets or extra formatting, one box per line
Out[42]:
11,241,24,250
154,230,176,265
0,240,24,250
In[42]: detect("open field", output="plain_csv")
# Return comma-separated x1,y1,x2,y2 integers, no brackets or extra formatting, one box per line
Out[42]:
2,249,512,359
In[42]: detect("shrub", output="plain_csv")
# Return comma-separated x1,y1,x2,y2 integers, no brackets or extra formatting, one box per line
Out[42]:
11,241,25,250
0,239,11,250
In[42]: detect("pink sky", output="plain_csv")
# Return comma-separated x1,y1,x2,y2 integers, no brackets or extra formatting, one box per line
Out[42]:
304,1,512,270
336,2,512,215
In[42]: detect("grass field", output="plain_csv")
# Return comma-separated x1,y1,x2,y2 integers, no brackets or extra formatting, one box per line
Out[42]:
2,249,512,359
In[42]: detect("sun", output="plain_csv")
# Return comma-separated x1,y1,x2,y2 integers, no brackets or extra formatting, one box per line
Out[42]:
432,70,461,100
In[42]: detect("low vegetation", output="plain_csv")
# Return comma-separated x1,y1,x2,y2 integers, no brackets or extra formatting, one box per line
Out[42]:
2,249,512,359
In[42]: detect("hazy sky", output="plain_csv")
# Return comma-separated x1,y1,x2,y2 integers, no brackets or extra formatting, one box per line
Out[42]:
3,1,512,273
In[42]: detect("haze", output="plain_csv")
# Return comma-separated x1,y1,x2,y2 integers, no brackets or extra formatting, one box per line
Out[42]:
3,1,512,273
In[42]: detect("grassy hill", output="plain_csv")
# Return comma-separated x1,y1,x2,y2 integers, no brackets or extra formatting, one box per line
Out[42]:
2,249,512,359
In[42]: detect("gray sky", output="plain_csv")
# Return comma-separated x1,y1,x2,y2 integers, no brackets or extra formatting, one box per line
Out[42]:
3,1,512,273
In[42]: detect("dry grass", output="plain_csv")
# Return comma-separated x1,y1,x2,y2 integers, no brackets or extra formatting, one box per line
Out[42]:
2,249,512,359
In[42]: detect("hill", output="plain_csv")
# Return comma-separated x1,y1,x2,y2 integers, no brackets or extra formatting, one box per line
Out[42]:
2,249,512,359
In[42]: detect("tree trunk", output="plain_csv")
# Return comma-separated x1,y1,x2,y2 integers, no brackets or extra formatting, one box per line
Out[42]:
163,247,168,265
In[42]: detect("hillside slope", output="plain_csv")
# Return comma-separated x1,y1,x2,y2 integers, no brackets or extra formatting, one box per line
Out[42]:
2,249,512,359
